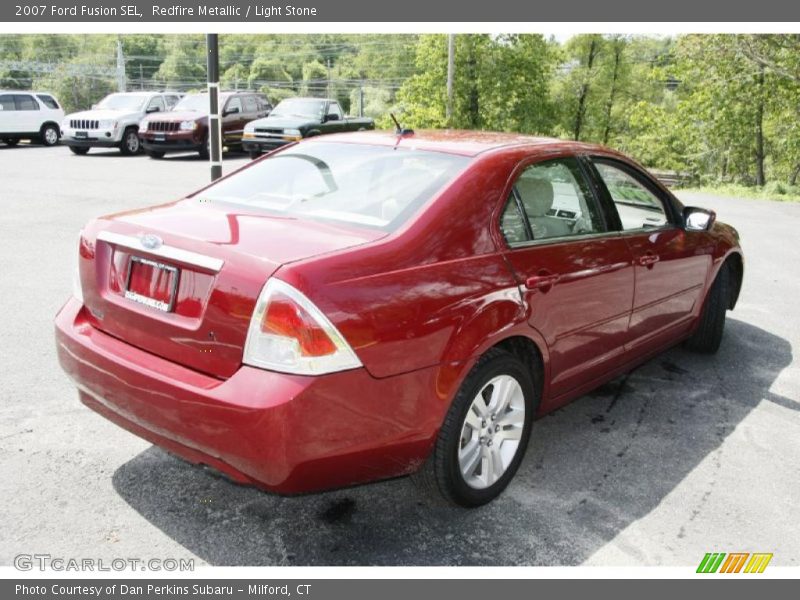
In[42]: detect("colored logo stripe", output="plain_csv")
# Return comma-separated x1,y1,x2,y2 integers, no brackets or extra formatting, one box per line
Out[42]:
697,552,773,573
744,553,773,573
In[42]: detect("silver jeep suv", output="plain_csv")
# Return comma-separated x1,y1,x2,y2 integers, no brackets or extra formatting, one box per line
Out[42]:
61,91,181,156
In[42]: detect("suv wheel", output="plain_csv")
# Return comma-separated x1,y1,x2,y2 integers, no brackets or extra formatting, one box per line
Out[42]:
145,149,165,159
119,127,141,155
69,146,90,155
40,123,60,146
3,138,20,147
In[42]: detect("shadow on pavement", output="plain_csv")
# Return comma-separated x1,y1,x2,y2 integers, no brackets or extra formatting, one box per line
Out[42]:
112,318,794,565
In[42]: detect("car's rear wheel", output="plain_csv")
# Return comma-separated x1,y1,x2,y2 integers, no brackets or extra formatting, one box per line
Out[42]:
145,149,165,159
685,262,731,353
413,348,535,507
40,123,60,146
119,127,140,155
69,146,89,155
3,138,20,147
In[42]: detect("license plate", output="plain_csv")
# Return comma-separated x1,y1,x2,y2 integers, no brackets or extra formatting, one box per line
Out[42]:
124,256,179,312
154,133,166,142
75,131,88,139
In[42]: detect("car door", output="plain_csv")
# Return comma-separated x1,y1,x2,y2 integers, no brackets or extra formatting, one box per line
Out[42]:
222,96,246,144
0,94,16,133
14,94,40,132
326,101,345,133
499,156,635,404
145,95,165,115
588,157,711,353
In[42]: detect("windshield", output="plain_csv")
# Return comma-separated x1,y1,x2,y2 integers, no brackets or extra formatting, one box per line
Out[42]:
270,99,327,120
96,94,146,112
173,94,211,112
193,142,470,230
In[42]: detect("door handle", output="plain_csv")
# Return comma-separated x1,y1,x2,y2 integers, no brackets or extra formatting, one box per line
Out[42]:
525,272,561,290
638,253,660,267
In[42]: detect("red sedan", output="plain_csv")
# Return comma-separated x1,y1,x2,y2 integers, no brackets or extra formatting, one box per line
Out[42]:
55,131,743,506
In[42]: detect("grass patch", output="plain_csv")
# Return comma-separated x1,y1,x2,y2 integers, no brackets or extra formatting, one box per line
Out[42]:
676,182,800,202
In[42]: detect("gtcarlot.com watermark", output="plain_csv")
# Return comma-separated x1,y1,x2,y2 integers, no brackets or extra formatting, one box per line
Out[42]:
14,554,194,572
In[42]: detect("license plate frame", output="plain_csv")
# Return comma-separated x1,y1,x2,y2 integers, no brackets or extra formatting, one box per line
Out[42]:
153,133,166,142
75,131,88,139
124,256,179,312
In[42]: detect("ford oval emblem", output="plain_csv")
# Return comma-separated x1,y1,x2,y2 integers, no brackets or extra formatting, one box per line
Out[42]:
140,233,163,250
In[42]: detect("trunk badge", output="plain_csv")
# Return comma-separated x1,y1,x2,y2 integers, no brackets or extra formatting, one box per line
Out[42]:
140,234,163,250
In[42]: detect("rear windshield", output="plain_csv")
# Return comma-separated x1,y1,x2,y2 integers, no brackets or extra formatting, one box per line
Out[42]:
193,142,470,230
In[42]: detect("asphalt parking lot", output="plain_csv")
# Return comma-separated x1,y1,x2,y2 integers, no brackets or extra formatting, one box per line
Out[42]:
1,143,798,567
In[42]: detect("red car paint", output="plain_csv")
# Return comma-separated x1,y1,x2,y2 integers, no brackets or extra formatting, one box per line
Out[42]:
55,130,743,494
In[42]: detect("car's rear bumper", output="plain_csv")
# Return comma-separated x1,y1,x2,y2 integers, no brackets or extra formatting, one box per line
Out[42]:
55,298,442,494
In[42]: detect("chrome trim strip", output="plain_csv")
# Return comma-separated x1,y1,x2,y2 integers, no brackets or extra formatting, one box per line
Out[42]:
507,231,621,249
97,231,224,272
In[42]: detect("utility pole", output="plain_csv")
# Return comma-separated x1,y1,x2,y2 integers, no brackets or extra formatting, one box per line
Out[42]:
115,37,126,92
446,34,455,125
139,64,143,90
326,58,332,98
359,84,364,117
206,34,222,182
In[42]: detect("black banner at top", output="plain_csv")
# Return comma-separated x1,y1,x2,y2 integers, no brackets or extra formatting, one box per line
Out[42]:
2,0,800,22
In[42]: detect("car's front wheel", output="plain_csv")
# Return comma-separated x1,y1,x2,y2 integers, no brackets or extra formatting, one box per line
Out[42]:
69,146,89,155
413,348,536,507
685,262,731,353
145,149,165,159
248,148,261,160
119,127,140,155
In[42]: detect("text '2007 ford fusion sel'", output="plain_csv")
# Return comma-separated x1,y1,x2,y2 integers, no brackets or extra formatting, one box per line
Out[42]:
55,130,743,506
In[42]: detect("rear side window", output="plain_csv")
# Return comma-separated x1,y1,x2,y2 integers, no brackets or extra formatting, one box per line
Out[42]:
36,94,59,109
243,95,258,113
0,94,14,111
328,102,343,119
164,95,181,109
146,96,165,113
500,158,606,245
593,160,669,231
14,95,38,111
194,142,470,230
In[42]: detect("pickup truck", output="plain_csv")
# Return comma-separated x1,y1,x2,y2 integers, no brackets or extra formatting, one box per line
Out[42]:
242,97,375,158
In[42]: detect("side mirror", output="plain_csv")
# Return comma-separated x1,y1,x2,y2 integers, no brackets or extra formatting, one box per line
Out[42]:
223,107,240,116
324,113,340,122
683,206,716,231
146,106,160,113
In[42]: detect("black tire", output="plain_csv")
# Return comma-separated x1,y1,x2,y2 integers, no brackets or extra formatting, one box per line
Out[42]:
248,148,261,160
412,348,537,507
4,138,20,147
145,149,165,159
69,146,89,155
119,127,141,155
685,262,731,354
40,123,60,146
198,134,210,159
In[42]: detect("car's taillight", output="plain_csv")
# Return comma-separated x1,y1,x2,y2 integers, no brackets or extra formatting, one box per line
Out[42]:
243,279,362,375
72,232,84,303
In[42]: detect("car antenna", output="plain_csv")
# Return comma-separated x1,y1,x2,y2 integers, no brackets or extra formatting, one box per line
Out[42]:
390,113,414,136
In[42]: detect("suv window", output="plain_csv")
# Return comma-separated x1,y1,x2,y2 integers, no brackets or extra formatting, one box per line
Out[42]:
593,160,669,231
501,158,606,245
328,102,343,119
36,94,59,109
164,95,180,109
146,96,165,113
243,95,258,113
15,95,39,111
0,94,15,111
256,95,271,111
225,96,243,114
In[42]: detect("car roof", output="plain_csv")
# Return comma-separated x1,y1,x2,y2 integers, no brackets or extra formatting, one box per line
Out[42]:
0,90,56,95
307,129,615,158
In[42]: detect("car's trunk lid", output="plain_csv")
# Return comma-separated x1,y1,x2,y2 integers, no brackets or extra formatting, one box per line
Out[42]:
80,200,385,378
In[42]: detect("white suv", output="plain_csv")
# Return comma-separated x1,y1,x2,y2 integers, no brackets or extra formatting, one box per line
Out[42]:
0,91,65,147
61,91,181,156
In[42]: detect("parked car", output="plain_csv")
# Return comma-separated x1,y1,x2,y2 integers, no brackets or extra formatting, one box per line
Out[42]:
0,90,64,147
61,91,181,156
55,131,743,506
139,91,271,159
242,97,374,158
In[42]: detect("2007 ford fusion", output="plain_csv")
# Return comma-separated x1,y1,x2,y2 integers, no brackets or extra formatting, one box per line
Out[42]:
55,130,743,506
